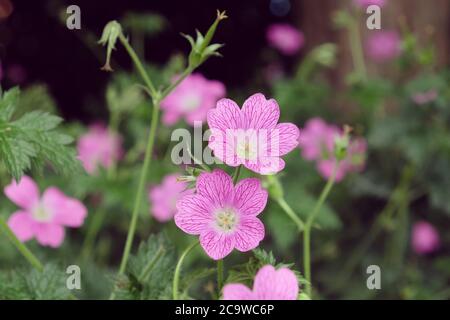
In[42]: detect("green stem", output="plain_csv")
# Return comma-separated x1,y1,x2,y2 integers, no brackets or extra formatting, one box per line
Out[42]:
80,209,108,261
107,110,121,179
217,259,224,297
138,245,165,282
161,67,193,99
173,241,199,300
119,33,157,97
232,165,242,184
348,17,367,81
303,163,337,298
0,217,43,272
277,198,304,231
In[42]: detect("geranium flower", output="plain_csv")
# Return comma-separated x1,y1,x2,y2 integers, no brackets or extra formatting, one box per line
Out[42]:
207,93,300,175
174,169,267,260
411,89,438,105
148,174,193,222
77,123,123,174
4,176,87,248
411,221,440,255
365,31,402,63
223,265,299,300
266,23,304,56
299,118,367,182
161,73,226,126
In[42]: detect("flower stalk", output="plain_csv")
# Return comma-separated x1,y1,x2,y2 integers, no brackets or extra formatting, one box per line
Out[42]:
173,241,199,300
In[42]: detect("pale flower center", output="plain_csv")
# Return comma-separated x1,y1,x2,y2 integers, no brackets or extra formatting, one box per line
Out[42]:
214,208,238,232
236,139,258,161
182,94,201,111
32,203,52,222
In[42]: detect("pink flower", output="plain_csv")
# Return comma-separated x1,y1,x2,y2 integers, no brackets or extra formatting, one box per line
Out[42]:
365,31,402,63
207,93,300,175
161,73,226,126
411,89,438,105
175,169,267,260
353,0,386,8
77,123,123,174
299,118,367,182
149,174,193,222
223,265,299,300
4,176,87,248
411,221,440,255
266,23,304,55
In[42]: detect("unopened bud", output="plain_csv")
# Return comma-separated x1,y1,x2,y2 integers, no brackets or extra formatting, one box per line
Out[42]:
98,20,122,71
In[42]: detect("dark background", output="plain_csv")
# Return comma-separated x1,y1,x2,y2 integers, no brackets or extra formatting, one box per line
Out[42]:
0,0,299,121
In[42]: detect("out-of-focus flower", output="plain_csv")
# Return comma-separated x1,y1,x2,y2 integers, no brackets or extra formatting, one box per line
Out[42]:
161,73,226,126
353,0,386,8
411,221,440,255
266,23,304,56
175,169,267,260
223,265,299,300
77,124,123,174
365,31,402,63
207,93,300,175
148,174,193,222
411,89,438,105
4,176,87,248
299,118,367,182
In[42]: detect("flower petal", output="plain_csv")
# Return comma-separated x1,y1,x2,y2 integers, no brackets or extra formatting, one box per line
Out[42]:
241,93,280,129
4,176,39,210
253,265,299,300
7,211,35,241
34,223,65,248
233,178,268,216
271,123,300,156
175,194,214,235
199,230,235,260
42,187,87,227
245,157,285,175
196,169,234,207
234,217,265,252
222,284,254,300
207,98,242,132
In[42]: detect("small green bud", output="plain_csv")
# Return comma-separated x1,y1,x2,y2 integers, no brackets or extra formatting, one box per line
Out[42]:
334,125,352,161
311,43,337,68
98,20,123,72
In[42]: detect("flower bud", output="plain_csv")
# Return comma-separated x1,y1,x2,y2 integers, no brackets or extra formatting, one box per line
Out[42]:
334,125,352,161
98,20,123,71
310,43,337,68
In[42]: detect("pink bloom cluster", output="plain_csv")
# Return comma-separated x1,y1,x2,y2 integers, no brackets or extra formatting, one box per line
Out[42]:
223,265,299,300
174,169,267,260
207,93,300,175
4,176,87,248
353,0,386,8
161,73,226,126
266,23,304,56
77,124,123,174
411,221,440,255
365,31,402,63
411,89,438,105
148,174,193,222
299,118,367,182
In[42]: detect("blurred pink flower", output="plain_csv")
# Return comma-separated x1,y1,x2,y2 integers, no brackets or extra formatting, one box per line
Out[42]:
149,174,193,222
77,124,123,174
175,169,267,260
365,31,402,62
412,221,440,255
299,118,367,182
4,176,87,248
266,23,304,56
223,265,299,300
207,93,300,175
353,0,386,7
161,73,226,126
411,89,438,105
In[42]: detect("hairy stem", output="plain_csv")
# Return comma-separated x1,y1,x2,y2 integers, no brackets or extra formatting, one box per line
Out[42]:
173,241,199,300
277,198,304,231
303,163,337,297
217,259,224,297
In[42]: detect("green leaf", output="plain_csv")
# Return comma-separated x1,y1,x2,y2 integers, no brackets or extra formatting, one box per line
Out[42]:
0,86,20,121
114,233,177,300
